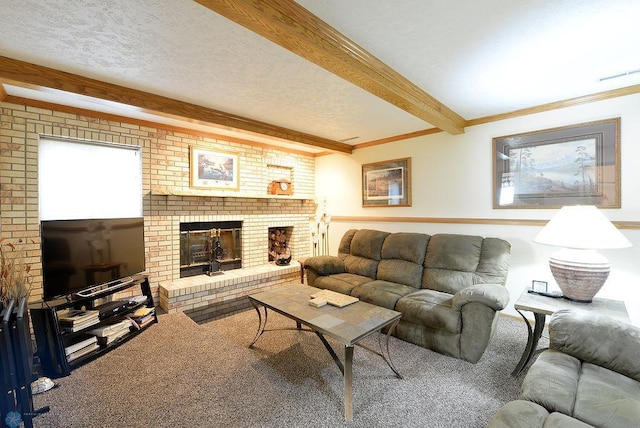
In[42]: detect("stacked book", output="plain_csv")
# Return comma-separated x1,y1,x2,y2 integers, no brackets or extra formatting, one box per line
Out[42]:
89,320,132,346
127,306,156,329
65,335,99,362
58,309,100,332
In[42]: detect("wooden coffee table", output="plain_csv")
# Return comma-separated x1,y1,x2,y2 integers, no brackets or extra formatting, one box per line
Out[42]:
511,288,629,376
248,284,403,421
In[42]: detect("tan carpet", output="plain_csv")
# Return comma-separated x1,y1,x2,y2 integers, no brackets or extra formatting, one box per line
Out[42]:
32,308,527,427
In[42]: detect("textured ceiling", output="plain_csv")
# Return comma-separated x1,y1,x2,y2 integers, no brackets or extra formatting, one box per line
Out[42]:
300,0,640,118
1,0,639,153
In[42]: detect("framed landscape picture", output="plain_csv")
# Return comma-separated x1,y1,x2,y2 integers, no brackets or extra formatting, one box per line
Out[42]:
362,157,411,207
190,146,239,190
493,118,620,209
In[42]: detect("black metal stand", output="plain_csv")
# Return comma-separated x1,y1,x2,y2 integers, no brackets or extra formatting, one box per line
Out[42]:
206,260,223,276
1,298,50,428
30,275,157,378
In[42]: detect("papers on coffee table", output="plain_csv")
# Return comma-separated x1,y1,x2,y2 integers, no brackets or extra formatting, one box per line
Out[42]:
309,289,359,308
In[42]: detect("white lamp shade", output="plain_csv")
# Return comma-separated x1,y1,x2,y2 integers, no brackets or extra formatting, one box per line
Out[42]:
533,205,632,250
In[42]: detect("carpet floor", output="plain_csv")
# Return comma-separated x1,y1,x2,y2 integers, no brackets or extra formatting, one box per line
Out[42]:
32,307,529,427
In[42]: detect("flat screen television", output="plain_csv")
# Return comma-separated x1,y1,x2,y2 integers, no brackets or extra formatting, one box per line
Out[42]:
40,217,146,301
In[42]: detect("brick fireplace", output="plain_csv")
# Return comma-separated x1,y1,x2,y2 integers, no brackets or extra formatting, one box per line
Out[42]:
174,214,307,271
153,193,316,319
1,100,318,309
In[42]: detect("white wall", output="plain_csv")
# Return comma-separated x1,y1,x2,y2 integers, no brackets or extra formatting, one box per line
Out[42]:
315,92,640,325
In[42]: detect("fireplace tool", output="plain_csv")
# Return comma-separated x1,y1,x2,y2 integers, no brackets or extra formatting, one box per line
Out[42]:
207,229,225,276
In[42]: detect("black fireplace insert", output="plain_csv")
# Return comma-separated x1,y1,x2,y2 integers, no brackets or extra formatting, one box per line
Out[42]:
179,221,242,277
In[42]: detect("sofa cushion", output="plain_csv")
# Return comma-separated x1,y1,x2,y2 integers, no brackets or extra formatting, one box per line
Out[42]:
550,309,640,382
337,229,357,259
343,254,379,279
377,232,429,287
350,229,389,260
377,259,423,288
342,229,389,278
313,273,373,295
396,289,461,334
422,234,511,295
381,232,430,264
572,362,640,428
422,267,477,296
350,280,415,310
521,350,581,416
520,348,640,428
474,237,511,285
423,234,483,294
424,234,483,271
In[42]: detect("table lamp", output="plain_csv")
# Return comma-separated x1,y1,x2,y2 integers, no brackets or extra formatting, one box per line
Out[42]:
533,205,632,302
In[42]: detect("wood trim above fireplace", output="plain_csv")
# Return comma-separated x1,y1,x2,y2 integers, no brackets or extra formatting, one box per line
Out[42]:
150,186,314,201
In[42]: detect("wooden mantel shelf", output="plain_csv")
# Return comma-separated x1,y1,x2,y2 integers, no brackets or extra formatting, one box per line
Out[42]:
150,186,315,201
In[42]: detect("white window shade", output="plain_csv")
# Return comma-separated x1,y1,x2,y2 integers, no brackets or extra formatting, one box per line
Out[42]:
39,138,142,220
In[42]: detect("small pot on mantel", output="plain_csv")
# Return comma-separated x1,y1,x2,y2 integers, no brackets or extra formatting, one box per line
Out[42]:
275,246,292,266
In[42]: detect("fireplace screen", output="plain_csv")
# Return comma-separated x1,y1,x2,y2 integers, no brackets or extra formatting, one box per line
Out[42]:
180,221,242,277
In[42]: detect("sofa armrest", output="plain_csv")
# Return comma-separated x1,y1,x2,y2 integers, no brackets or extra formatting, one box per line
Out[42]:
303,255,346,276
451,283,510,311
549,309,640,382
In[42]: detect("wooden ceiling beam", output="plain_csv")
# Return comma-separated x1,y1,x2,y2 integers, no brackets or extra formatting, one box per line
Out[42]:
0,56,352,154
3,94,320,157
194,0,466,135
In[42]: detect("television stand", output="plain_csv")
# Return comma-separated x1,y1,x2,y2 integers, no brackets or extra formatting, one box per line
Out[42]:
30,275,157,378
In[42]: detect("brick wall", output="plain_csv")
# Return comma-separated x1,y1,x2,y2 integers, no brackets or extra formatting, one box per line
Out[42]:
0,101,316,303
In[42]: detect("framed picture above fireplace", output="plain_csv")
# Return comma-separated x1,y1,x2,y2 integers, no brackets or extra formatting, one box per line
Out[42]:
190,146,239,190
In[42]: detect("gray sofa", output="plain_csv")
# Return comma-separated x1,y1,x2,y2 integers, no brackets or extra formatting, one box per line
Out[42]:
489,309,640,428
304,229,511,363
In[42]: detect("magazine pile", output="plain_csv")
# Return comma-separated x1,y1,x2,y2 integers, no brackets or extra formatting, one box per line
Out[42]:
58,308,101,361
59,309,101,360
126,306,156,329
58,309,100,332
64,335,100,362
89,320,133,346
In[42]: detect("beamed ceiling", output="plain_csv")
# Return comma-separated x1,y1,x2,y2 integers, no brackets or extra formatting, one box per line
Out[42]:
1,0,640,154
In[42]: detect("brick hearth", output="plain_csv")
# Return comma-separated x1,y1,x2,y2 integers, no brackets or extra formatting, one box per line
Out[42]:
159,261,301,320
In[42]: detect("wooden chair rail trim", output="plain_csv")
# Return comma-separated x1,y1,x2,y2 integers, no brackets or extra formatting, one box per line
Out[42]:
331,216,640,230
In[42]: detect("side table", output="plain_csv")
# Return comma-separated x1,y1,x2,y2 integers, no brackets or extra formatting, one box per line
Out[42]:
511,288,629,377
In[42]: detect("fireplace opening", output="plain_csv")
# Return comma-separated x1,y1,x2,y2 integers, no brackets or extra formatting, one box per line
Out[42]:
180,221,242,277
268,226,293,265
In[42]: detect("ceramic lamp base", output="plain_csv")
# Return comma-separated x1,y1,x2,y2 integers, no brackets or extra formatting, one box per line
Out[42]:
549,249,610,303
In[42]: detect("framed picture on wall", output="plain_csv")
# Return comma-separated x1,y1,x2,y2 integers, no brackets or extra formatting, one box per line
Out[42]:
362,157,411,207
190,146,239,190
493,118,620,209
